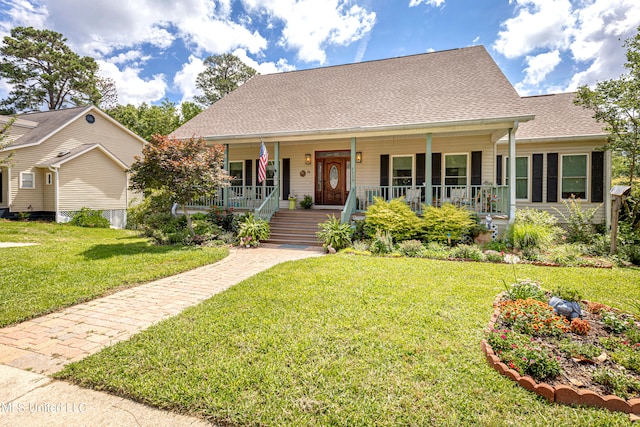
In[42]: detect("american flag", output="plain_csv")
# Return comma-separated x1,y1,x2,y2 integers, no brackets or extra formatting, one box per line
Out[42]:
258,141,269,184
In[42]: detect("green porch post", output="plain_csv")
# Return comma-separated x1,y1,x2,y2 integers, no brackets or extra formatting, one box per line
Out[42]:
508,124,518,222
425,133,432,206
223,144,229,209
350,137,356,190
274,141,280,202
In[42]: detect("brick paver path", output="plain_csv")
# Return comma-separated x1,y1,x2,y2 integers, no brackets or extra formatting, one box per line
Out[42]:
0,245,323,374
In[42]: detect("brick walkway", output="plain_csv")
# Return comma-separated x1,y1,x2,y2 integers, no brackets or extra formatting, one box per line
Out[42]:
0,245,323,375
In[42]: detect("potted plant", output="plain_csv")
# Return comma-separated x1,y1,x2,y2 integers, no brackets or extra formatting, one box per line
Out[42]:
300,194,313,209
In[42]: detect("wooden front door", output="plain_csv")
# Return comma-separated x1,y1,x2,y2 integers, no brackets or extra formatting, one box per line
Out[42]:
315,156,349,205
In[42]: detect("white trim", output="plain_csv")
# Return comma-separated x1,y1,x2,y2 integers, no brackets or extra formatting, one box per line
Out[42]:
42,144,129,170
391,154,415,186
560,153,589,201
46,172,52,185
19,171,35,189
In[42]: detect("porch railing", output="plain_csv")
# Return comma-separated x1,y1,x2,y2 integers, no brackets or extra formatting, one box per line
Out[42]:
352,185,509,215
186,186,277,210
254,186,279,221
341,189,357,223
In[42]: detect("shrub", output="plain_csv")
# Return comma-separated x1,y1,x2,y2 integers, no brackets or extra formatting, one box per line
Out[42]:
127,189,172,230
592,368,640,399
484,250,504,263
237,213,270,246
300,194,313,209
351,240,370,252
551,286,582,303
420,203,474,243
397,240,424,257
506,208,562,250
570,318,591,335
316,216,352,250
364,197,422,241
421,242,452,260
208,206,238,232
553,197,601,244
499,298,570,336
504,279,546,302
450,244,485,261
369,230,395,255
69,208,110,228
544,244,584,266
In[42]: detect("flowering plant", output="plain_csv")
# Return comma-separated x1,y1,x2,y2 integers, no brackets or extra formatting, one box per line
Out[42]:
499,298,570,336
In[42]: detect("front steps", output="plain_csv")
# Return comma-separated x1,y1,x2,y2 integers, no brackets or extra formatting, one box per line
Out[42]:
265,209,341,246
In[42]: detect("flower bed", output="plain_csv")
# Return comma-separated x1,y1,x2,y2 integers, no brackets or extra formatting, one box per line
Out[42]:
483,291,640,415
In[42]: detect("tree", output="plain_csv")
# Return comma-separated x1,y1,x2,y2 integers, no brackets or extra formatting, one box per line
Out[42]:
194,53,257,106
575,27,640,185
0,116,16,166
96,76,118,110
575,27,640,235
0,26,102,113
128,134,229,235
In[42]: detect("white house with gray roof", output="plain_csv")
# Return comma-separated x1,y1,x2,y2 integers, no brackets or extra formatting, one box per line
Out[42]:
171,46,610,234
0,106,145,228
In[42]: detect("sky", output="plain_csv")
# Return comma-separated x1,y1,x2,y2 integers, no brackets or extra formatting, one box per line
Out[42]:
0,0,639,108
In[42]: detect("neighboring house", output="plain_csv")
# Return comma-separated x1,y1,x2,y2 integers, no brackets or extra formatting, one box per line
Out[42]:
171,45,609,229
0,106,146,228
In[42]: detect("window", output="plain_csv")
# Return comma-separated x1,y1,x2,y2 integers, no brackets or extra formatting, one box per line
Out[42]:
20,172,35,189
444,154,467,186
46,173,53,185
266,160,276,187
561,154,587,199
229,161,243,187
505,157,529,199
392,156,413,186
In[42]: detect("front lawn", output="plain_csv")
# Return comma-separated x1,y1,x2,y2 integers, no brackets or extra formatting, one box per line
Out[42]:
57,256,640,426
0,220,227,326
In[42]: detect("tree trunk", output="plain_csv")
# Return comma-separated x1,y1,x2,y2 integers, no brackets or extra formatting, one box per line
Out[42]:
182,204,195,236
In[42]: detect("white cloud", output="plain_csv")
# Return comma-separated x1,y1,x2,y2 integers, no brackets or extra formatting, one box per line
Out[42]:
232,48,295,74
409,0,445,7
109,50,151,65
493,0,574,59
242,0,376,64
521,50,562,86
172,55,206,104
97,60,167,106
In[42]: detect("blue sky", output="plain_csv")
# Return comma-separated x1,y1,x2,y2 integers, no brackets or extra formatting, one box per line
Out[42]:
1,0,639,108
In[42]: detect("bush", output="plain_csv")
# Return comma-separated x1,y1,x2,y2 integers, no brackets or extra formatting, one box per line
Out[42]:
369,230,395,255
450,244,485,261
126,190,173,230
397,240,424,257
316,216,352,250
69,208,110,228
237,213,269,246
420,203,474,243
553,197,601,244
504,279,547,302
506,208,562,250
364,197,422,241
208,206,238,232
421,242,452,259
551,286,582,302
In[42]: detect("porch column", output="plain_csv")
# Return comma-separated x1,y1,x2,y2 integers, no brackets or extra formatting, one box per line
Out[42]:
350,137,356,190
605,150,612,229
508,123,518,222
274,141,280,196
425,133,432,206
223,144,229,209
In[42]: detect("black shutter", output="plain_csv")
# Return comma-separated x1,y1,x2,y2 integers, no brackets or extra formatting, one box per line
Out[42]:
496,155,503,186
547,153,558,203
380,154,389,186
416,153,426,186
431,153,442,185
282,158,290,200
471,151,482,186
591,151,604,203
245,159,252,187
532,154,543,203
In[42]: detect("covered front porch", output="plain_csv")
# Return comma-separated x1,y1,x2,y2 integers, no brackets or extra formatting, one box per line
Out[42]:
188,125,521,224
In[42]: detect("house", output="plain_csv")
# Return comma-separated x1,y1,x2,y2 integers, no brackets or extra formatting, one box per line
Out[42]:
171,45,609,231
0,106,146,228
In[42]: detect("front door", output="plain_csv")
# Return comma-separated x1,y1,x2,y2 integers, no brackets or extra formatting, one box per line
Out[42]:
315,152,350,205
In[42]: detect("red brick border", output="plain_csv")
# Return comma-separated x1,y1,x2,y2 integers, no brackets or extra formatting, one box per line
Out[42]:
483,294,639,415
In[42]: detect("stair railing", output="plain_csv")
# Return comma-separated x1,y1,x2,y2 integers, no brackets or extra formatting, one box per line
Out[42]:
254,186,279,221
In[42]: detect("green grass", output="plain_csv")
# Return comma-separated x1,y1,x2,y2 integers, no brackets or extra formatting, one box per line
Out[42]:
0,220,228,326
57,256,640,426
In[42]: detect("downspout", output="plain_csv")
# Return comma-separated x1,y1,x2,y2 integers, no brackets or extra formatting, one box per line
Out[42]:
48,166,59,223
508,122,519,223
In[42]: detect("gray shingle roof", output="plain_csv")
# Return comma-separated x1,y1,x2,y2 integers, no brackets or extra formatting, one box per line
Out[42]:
514,93,607,141
6,106,91,148
172,46,533,141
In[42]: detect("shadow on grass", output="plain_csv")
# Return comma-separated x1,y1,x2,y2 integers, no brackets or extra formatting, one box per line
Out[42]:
81,242,185,259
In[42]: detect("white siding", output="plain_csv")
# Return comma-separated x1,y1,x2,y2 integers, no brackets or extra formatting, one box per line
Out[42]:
58,149,127,211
